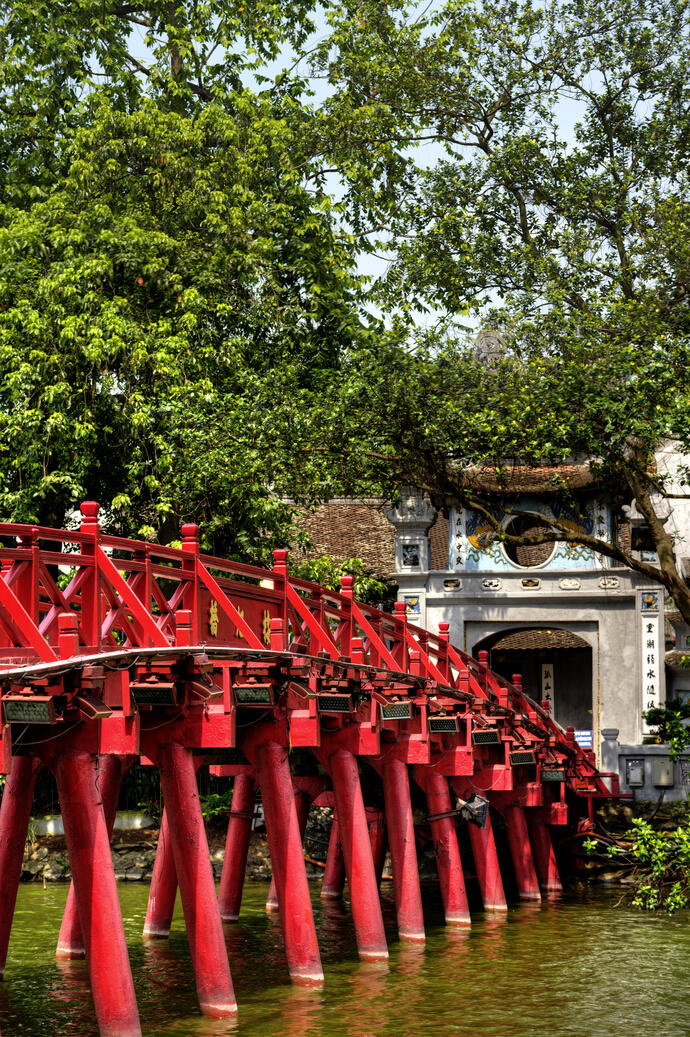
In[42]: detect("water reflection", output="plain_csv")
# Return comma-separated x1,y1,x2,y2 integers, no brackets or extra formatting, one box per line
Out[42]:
2,882,689,1037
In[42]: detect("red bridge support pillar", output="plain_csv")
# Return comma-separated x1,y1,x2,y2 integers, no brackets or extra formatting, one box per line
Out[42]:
416,769,470,926
0,755,41,978
452,787,507,912
366,808,387,887
219,773,256,922
157,741,236,1016
253,740,324,984
53,750,141,1037
143,809,178,939
266,785,311,914
526,813,562,893
326,748,388,960
321,813,346,900
503,805,541,902
58,754,128,958
382,757,425,942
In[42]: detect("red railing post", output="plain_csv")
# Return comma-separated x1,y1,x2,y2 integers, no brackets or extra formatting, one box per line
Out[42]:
15,527,40,627
272,550,289,650
437,622,450,682
79,501,102,651
339,575,354,658
181,523,200,644
393,600,408,670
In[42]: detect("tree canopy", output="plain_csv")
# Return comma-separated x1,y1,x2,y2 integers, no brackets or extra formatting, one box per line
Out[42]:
1,0,690,621
0,1,369,557
297,0,690,619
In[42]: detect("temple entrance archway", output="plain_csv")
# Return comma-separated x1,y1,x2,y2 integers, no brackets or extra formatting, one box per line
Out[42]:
472,627,593,739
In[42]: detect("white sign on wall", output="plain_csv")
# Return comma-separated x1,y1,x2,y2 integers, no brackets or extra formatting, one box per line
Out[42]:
640,591,661,734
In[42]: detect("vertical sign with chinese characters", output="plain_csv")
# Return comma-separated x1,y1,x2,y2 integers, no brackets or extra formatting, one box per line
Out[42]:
451,506,467,570
640,590,661,734
541,662,556,716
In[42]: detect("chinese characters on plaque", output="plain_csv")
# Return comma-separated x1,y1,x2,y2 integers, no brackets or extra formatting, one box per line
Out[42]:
640,591,661,734
541,662,555,714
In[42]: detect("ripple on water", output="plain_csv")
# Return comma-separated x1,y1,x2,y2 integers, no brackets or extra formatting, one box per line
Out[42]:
1,883,688,1037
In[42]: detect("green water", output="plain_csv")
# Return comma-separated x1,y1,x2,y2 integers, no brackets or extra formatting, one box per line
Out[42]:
1,882,687,1037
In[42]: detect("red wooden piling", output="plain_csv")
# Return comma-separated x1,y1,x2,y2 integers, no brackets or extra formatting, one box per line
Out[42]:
253,740,324,984
321,813,346,899
327,747,388,960
0,756,41,978
367,808,387,887
58,754,128,958
465,807,508,912
143,809,178,939
417,769,471,926
382,756,425,941
54,750,141,1037
219,773,257,922
503,805,541,902
267,785,312,913
157,741,237,1016
526,813,562,893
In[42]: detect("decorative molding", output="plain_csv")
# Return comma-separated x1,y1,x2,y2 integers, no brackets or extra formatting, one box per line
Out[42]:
599,576,620,589
559,577,581,590
481,578,501,591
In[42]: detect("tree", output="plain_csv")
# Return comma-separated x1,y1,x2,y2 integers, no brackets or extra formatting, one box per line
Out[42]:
0,2,370,559
293,0,690,621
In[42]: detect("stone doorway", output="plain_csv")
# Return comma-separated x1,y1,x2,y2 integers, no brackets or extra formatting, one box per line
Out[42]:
473,627,593,736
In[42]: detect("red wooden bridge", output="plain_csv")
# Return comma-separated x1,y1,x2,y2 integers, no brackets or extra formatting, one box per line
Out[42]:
0,503,617,1036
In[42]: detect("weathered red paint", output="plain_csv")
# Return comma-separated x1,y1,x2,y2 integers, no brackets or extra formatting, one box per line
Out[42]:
381,756,425,942
143,808,178,939
157,741,237,1016
366,808,387,888
218,773,257,922
503,805,542,902
0,756,41,977
251,739,324,984
324,747,388,961
321,813,346,900
526,813,563,893
57,754,129,959
53,750,141,1037
416,768,470,926
465,808,508,912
